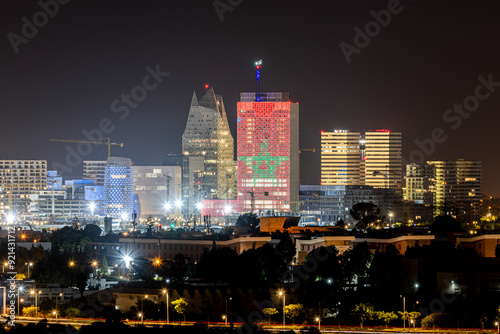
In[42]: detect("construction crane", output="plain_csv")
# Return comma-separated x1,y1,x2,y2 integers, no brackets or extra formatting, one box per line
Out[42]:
50,138,123,164
50,137,124,215
299,148,316,185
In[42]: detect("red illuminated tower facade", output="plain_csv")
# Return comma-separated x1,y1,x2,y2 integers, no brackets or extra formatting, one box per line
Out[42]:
237,92,299,213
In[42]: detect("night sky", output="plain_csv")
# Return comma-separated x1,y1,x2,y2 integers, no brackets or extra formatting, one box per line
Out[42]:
1,0,499,196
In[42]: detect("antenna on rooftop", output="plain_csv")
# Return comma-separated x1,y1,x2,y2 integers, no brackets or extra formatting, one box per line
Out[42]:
254,59,262,102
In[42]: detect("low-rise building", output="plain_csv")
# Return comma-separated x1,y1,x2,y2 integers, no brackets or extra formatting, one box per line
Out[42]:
352,235,435,255
456,234,500,257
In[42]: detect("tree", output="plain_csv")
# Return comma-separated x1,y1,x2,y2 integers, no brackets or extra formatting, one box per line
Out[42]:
101,256,109,276
480,316,488,330
335,219,345,228
82,224,102,241
349,203,382,230
22,306,39,317
377,311,398,327
284,304,303,324
64,307,80,318
422,313,447,329
171,297,190,321
351,303,375,328
263,308,278,324
399,311,421,325
431,215,464,237
276,231,296,265
235,213,259,232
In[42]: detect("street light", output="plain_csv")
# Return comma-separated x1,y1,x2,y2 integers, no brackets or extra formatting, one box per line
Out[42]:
3,262,8,273
30,289,41,318
25,262,33,279
139,312,143,325
223,314,227,326
278,290,286,329
69,261,75,267
162,289,169,323
495,321,499,334
316,317,321,331
17,286,23,316
410,319,415,332
53,310,58,322
400,295,406,330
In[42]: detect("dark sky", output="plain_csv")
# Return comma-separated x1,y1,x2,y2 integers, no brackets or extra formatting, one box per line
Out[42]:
1,0,499,196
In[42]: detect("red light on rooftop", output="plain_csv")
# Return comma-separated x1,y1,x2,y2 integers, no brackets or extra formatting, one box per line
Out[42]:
376,129,391,133
256,65,260,69
204,84,209,89
320,130,324,133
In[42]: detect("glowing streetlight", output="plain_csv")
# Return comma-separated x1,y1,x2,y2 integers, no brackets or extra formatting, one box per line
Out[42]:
25,262,33,279
278,290,286,328
3,262,8,273
195,202,203,211
30,290,41,317
224,205,232,213
123,255,132,269
121,212,128,221
138,312,143,325
495,322,499,334
316,317,321,331
162,289,169,323
17,286,23,316
89,202,96,216
222,314,227,325
69,261,75,267
175,199,182,209
6,213,15,224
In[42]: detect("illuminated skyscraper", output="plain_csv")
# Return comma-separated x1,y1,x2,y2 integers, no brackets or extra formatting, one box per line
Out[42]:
237,92,299,213
321,130,362,185
103,157,133,218
364,130,402,190
427,160,482,219
181,87,236,216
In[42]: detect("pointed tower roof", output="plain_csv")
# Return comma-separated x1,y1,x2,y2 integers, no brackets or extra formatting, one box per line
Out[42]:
198,87,218,110
190,91,199,107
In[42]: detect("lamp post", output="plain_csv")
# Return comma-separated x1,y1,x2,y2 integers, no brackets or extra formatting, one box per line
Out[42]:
141,294,148,319
3,262,7,273
495,321,499,334
316,317,321,331
410,319,415,332
400,295,406,330
223,315,227,326
25,262,33,279
139,312,143,325
278,290,285,329
17,286,23,316
163,289,169,323
53,310,58,322
30,290,41,318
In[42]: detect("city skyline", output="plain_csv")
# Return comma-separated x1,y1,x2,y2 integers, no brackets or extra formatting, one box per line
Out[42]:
1,1,499,196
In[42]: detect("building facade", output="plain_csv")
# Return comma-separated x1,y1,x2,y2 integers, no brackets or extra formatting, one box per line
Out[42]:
364,130,402,191
83,161,107,186
237,92,299,213
321,130,362,185
103,157,133,219
427,160,482,219
0,160,47,220
181,87,237,210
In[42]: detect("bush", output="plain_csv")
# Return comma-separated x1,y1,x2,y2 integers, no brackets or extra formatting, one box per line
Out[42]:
22,306,39,317
422,313,448,329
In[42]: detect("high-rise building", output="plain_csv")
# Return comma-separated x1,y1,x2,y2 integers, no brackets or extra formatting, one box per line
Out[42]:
364,130,402,190
83,161,107,186
403,163,434,205
181,87,236,215
321,130,362,185
0,160,47,219
427,160,482,219
237,92,299,213
103,157,133,219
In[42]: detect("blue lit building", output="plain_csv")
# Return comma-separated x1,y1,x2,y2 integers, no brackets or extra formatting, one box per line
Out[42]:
103,157,133,219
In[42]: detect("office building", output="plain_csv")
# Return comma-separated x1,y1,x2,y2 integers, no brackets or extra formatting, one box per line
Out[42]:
103,157,133,219
321,130,362,185
237,92,299,213
364,130,402,190
83,161,107,186
0,160,47,219
181,87,237,214
427,160,482,219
